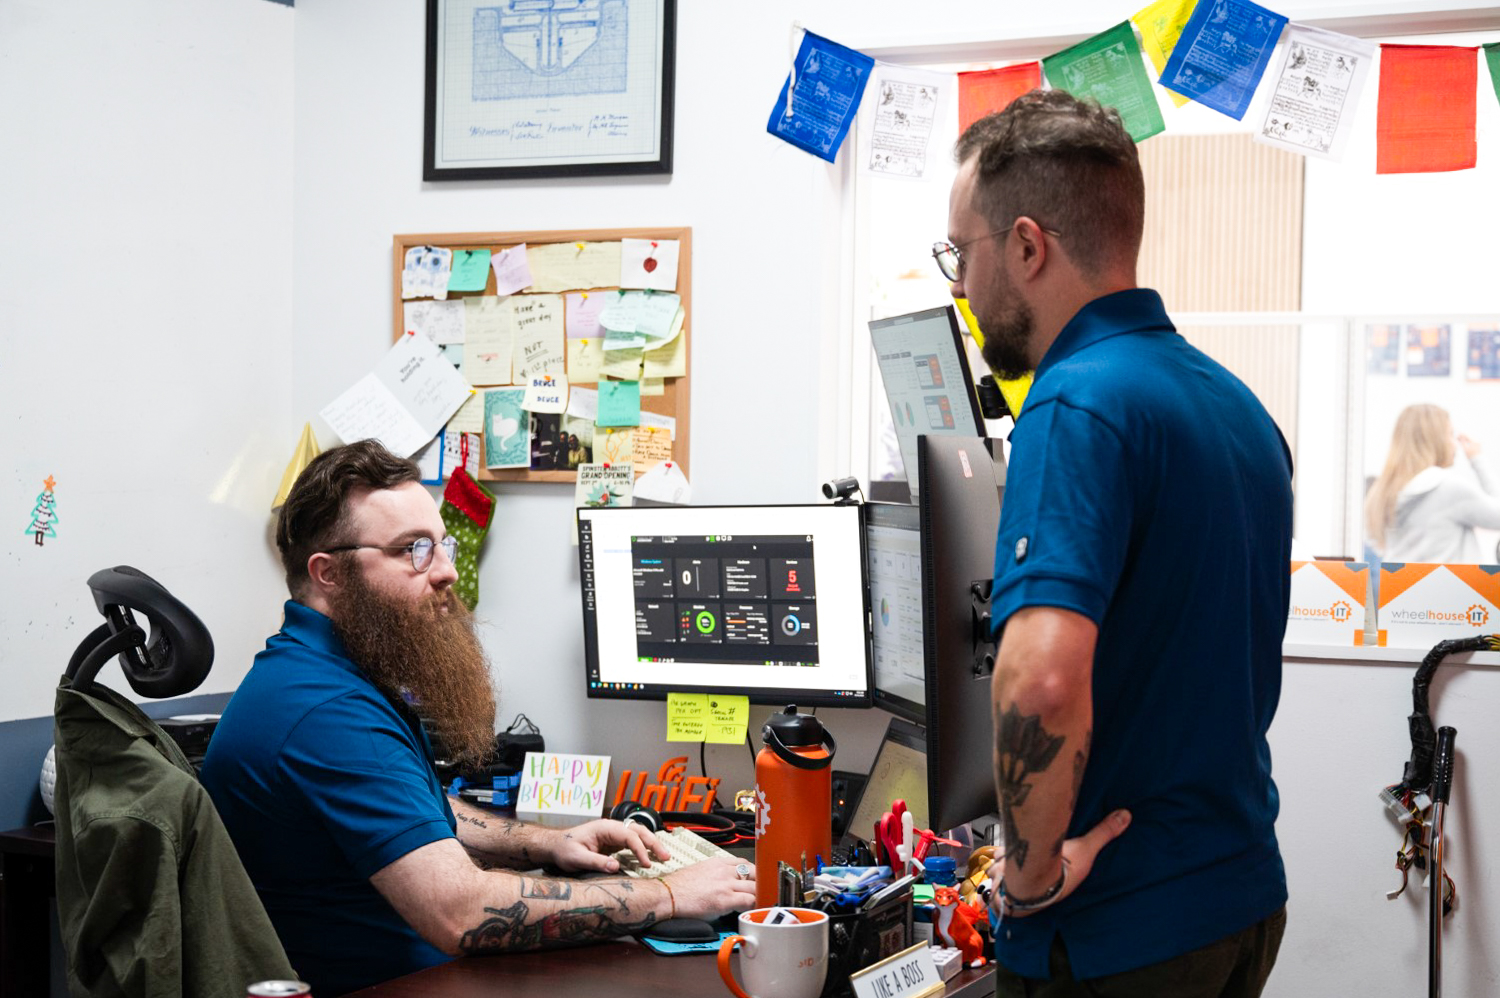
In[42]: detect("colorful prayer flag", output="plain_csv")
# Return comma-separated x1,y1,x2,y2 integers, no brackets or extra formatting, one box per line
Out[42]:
1376,44,1478,174
1133,0,1198,108
956,63,1042,133
1159,0,1288,120
1043,22,1165,143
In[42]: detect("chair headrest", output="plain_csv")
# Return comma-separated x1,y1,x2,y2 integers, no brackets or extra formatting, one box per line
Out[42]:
65,567,213,699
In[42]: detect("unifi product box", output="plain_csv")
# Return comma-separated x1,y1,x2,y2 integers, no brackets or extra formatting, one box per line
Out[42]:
1377,564,1499,648
1286,561,1367,645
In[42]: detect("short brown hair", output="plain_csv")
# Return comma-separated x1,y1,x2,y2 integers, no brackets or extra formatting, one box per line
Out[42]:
955,89,1144,278
276,440,422,598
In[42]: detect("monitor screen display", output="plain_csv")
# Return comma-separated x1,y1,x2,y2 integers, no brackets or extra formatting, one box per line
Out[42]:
865,503,924,723
577,504,872,706
868,306,985,499
843,718,929,849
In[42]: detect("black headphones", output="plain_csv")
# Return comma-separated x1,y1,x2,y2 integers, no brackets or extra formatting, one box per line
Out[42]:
608,800,749,845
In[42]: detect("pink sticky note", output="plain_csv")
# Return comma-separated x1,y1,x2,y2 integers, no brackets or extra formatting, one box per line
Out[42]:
565,291,606,339
492,244,535,295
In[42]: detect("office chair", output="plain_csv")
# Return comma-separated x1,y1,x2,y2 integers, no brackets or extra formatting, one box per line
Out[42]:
53,567,297,998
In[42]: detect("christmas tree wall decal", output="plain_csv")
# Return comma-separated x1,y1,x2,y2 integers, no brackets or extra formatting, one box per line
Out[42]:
26,475,59,546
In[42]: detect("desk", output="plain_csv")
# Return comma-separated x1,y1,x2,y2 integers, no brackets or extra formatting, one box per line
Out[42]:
345,937,996,997
0,824,55,997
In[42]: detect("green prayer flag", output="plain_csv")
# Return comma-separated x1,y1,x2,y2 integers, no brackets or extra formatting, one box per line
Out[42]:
1043,21,1166,143
1485,43,1500,110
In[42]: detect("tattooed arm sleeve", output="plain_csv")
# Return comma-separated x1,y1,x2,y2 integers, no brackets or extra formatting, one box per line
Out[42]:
371,837,671,956
991,605,1096,898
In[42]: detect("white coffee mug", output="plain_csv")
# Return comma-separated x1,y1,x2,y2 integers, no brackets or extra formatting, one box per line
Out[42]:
717,907,830,998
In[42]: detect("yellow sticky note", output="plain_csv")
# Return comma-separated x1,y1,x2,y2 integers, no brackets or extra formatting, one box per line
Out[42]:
567,337,604,383
643,332,687,379
639,377,665,396
599,425,634,464
667,692,709,742
705,695,750,744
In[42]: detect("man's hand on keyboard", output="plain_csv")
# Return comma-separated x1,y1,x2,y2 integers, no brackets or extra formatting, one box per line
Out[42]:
667,856,758,918
548,819,671,874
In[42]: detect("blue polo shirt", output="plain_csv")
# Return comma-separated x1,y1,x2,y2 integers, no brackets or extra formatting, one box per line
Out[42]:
201,601,458,996
990,289,1292,980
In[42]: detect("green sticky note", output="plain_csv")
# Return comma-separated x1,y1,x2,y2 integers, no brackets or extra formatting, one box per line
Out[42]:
912,884,936,904
667,692,709,742
705,695,750,744
1043,21,1165,143
1486,44,1500,110
448,248,492,292
597,379,641,427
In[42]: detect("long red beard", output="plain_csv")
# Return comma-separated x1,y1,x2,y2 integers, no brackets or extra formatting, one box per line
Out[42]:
329,569,497,767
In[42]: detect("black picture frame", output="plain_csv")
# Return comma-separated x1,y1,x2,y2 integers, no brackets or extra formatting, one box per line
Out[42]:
424,0,676,181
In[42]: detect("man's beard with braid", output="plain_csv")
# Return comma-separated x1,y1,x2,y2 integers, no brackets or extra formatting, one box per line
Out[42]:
328,566,497,768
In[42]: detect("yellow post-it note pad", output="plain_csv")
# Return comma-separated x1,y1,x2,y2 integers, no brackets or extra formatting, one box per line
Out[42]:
667,692,708,742
705,695,750,744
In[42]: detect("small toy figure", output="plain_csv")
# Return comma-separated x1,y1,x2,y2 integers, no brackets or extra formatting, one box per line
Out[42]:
959,845,999,904
932,886,987,967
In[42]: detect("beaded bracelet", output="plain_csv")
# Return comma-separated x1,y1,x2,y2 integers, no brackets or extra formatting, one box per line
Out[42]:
999,858,1070,914
661,878,677,919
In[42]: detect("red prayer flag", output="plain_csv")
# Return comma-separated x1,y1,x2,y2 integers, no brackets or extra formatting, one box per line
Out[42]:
957,63,1043,134
1376,44,1478,174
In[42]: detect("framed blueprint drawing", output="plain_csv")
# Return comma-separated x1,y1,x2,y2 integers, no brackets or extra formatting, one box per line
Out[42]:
424,0,676,180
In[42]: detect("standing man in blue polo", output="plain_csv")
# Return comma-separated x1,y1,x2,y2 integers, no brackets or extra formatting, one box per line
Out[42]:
940,90,1292,996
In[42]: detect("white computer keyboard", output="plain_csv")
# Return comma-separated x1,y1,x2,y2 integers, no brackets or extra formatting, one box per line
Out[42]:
613,824,738,878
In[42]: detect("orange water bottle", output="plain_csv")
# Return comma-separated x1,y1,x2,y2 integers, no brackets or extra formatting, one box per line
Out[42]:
754,705,836,907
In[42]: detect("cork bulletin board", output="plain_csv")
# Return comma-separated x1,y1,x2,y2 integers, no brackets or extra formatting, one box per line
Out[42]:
392,227,691,484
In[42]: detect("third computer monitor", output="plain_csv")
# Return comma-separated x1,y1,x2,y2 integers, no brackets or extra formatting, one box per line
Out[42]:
868,305,986,501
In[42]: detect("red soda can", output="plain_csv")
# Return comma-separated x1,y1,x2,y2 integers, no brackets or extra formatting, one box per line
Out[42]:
247,983,311,997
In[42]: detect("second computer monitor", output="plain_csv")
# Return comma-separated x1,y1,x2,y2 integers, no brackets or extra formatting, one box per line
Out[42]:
917,434,1005,834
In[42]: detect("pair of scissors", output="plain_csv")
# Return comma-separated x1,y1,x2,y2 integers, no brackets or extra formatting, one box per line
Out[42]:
874,799,909,869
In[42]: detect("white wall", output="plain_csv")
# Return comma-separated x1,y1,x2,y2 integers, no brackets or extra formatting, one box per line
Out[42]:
0,0,296,723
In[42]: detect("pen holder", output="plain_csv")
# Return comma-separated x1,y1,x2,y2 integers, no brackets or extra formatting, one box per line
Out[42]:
820,887,913,998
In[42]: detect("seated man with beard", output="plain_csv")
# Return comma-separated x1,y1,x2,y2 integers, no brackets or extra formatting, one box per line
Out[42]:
201,441,754,996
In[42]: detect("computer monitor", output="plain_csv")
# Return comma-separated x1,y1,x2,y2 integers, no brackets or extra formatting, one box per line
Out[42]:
576,504,873,707
917,434,1005,834
843,717,929,849
868,305,986,500
865,502,924,724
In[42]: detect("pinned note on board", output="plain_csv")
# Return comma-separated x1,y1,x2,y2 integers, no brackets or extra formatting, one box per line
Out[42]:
401,245,453,299
635,460,691,505
491,244,535,295
516,752,611,818
597,379,642,427
705,695,750,744
620,238,680,292
631,425,672,472
448,248,492,292
667,692,709,741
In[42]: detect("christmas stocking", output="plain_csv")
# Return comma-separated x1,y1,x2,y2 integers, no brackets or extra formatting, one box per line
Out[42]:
440,467,496,610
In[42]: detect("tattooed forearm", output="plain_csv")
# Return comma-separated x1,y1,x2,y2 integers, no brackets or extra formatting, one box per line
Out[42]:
995,702,1066,871
521,877,572,900
1052,734,1091,858
458,889,658,954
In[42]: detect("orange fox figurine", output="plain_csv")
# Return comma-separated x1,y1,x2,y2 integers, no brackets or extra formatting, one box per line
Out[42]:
932,885,987,967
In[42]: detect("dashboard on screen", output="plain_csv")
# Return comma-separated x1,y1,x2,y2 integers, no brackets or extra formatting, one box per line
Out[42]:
577,505,872,707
